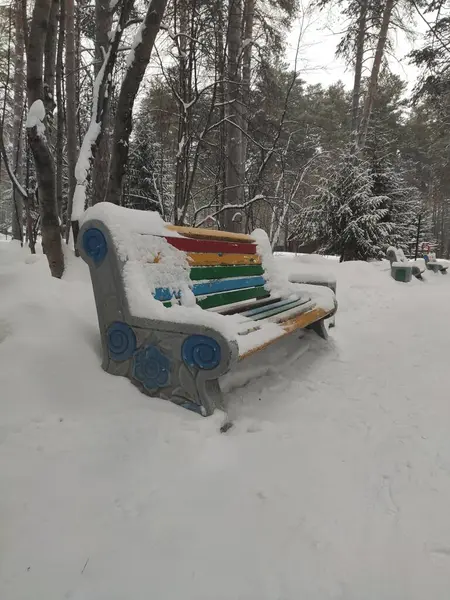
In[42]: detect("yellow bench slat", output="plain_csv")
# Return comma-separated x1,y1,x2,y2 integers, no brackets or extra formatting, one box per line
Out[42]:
166,224,255,244
239,307,329,360
187,252,262,266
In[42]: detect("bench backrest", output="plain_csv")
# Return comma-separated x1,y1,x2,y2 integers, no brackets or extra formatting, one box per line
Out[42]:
78,203,275,320
386,246,407,265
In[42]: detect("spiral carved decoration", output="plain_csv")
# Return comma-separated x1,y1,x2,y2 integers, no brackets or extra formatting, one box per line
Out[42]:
182,335,221,371
107,322,137,361
83,227,108,265
132,345,171,391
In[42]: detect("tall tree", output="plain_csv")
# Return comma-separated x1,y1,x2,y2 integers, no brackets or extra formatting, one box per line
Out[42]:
65,0,77,239
224,0,244,230
105,0,169,206
358,0,396,148
91,0,112,205
11,0,25,241
26,0,64,277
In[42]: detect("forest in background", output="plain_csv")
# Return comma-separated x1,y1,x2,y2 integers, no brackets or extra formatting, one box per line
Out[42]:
0,0,449,276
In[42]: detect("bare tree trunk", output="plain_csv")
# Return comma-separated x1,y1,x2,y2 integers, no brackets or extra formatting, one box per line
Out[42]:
92,0,112,205
55,0,65,218
225,0,243,231
27,0,64,277
351,0,367,148
65,0,77,240
216,0,226,228
173,0,190,223
241,0,254,229
358,0,395,149
12,0,25,241
107,0,168,207
44,0,58,116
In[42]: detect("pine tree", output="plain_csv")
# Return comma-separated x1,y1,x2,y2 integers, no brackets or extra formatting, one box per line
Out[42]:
126,99,172,218
370,153,422,250
293,150,392,261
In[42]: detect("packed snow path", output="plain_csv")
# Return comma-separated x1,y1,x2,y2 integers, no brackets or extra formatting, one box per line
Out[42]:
1,243,450,599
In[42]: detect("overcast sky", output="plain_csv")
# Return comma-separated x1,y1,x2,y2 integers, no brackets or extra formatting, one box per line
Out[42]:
286,3,425,91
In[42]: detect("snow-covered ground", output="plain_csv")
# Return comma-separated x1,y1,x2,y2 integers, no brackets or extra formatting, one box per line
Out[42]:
1,242,450,599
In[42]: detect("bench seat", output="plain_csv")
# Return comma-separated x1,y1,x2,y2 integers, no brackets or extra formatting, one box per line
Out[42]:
78,203,337,416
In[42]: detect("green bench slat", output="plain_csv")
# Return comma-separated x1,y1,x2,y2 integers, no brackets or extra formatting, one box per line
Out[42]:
189,264,264,281
162,286,270,310
197,286,269,310
219,295,281,316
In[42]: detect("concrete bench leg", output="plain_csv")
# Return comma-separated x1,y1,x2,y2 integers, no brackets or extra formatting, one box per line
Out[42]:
307,319,329,340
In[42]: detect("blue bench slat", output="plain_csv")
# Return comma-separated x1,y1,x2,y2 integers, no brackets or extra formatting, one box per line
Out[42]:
154,276,266,302
193,276,266,297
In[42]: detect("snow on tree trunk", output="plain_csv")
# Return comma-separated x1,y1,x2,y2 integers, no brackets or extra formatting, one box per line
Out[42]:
71,0,134,222
106,0,169,207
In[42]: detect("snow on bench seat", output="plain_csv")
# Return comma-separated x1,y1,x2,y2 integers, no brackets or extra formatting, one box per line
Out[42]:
78,203,337,416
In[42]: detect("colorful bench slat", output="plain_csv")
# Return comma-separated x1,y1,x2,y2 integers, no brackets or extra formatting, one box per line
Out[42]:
251,297,310,321
189,264,264,281
217,295,281,317
154,276,266,302
187,252,262,266
197,286,269,310
166,236,257,255
192,276,266,297
166,224,255,243
241,296,300,318
240,306,330,360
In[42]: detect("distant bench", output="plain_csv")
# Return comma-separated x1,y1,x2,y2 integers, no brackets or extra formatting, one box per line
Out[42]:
78,203,337,416
386,247,424,281
424,254,448,274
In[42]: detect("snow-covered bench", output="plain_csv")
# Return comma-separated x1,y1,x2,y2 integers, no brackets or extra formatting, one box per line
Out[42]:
424,254,448,274
78,203,337,416
386,247,424,281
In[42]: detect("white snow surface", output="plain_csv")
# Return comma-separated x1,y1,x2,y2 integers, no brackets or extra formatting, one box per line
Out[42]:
2,244,450,599
25,100,46,136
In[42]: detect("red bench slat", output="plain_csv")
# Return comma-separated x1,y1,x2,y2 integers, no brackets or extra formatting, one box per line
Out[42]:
165,236,257,255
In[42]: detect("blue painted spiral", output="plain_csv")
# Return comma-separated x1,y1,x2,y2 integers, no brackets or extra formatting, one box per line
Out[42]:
107,322,136,361
83,227,108,264
182,335,221,371
132,345,171,390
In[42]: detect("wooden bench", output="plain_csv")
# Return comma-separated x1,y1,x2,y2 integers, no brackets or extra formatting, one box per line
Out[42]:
78,203,337,416
386,247,424,281
424,254,448,274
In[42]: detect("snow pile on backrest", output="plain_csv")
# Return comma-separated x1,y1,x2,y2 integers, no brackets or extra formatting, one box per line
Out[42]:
386,246,402,264
82,202,192,296
396,248,407,262
252,229,303,301
81,202,178,240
